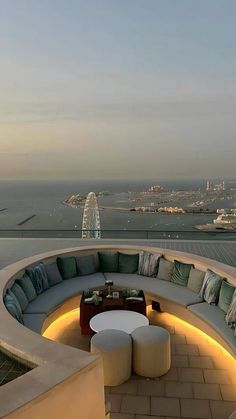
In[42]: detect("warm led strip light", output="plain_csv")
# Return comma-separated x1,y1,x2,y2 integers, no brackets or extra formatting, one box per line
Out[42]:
43,308,79,338
43,306,236,364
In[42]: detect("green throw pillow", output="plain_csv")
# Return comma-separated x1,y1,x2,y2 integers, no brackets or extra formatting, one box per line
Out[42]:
16,274,37,302
76,255,97,276
218,280,235,313
225,289,236,326
118,252,139,273
11,283,28,311
57,256,77,279
4,292,24,324
98,252,119,272
199,269,223,304
7,289,23,316
171,260,193,286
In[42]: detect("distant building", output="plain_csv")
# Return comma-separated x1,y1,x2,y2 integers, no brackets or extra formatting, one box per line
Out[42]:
147,185,163,193
206,180,213,191
206,180,226,191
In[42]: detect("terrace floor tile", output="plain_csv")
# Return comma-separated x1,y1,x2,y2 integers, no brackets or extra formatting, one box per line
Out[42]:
209,400,236,419
151,396,180,417
198,344,223,358
176,344,199,356
135,416,164,419
165,381,193,398
171,355,189,368
203,369,231,384
106,394,123,413
120,395,150,415
171,334,187,344
178,367,204,383
111,380,138,395
220,385,236,402
159,367,179,381
137,379,165,396
180,398,211,419
110,414,135,419
193,383,222,400
188,356,214,369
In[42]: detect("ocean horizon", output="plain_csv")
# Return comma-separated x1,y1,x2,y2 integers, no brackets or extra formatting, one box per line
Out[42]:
0,178,235,234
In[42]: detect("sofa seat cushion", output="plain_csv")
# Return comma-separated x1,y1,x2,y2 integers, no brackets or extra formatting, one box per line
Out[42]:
188,302,235,351
23,314,47,334
24,273,106,315
104,273,203,307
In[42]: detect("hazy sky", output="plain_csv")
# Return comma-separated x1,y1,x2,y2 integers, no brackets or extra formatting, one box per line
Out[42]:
0,0,236,179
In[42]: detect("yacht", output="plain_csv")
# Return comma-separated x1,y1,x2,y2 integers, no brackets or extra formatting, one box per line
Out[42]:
213,212,236,224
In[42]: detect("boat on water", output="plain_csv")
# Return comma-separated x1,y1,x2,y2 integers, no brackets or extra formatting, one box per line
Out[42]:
195,210,236,232
213,212,236,225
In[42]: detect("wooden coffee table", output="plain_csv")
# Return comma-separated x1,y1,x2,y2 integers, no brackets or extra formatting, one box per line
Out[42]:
79,289,146,334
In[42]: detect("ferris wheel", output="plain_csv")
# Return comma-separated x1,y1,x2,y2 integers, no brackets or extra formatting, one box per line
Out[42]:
81,192,101,239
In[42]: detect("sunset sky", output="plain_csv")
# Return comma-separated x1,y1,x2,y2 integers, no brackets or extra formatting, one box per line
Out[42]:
0,0,236,179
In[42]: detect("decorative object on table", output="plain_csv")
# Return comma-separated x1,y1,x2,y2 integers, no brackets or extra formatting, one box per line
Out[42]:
112,291,119,299
84,290,102,306
80,289,146,334
122,288,139,298
105,280,113,299
83,289,92,298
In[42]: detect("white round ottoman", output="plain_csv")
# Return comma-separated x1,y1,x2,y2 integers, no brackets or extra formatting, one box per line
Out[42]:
131,325,171,377
90,329,132,386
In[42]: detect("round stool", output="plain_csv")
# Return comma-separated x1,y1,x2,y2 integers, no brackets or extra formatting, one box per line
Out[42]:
90,329,132,386
131,325,171,377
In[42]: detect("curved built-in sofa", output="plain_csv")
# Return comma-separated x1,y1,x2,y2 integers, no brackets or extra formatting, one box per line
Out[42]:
1,245,236,419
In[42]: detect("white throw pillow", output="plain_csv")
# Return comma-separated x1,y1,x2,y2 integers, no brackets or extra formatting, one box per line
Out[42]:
138,251,161,277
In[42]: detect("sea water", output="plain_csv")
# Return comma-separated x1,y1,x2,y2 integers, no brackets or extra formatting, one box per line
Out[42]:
0,178,234,237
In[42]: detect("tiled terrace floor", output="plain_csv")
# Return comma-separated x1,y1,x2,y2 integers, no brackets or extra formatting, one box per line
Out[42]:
44,307,236,419
1,238,236,268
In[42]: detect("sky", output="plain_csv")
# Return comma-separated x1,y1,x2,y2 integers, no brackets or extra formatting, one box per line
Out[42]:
0,0,236,180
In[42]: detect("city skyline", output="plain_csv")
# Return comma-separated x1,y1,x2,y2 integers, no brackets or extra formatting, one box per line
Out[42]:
0,0,236,179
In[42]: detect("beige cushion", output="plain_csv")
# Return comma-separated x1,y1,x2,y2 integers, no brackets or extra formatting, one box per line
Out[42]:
187,268,205,294
157,258,174,281
91,329,132,386
188,302,235,354
105,273,203,307
131,325,171,377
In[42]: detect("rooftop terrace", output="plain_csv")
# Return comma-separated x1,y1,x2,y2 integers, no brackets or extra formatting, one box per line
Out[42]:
0,238,236,419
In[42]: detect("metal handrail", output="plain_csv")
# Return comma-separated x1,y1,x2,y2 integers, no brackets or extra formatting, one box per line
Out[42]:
0,229,235,240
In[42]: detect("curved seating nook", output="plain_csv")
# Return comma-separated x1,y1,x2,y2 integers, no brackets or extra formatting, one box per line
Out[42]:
1,244,236,419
